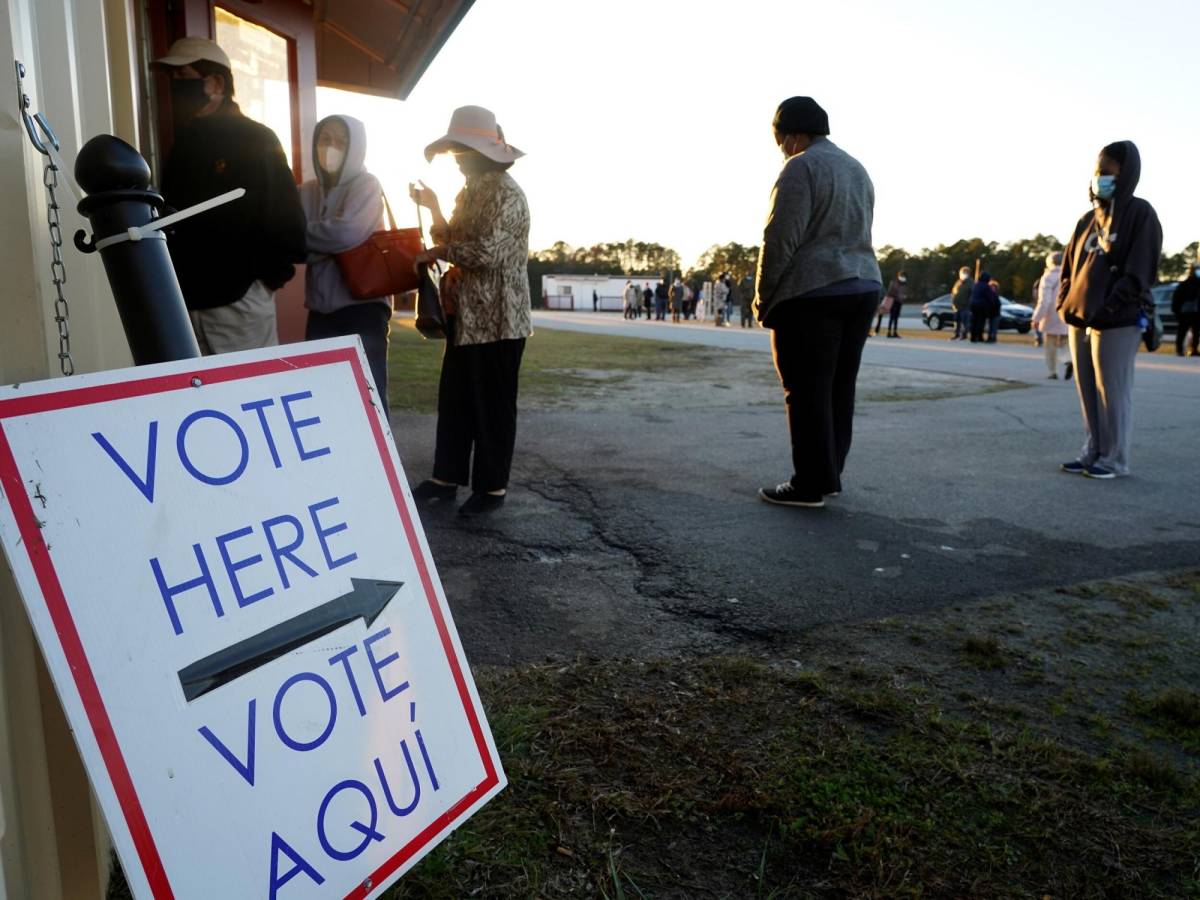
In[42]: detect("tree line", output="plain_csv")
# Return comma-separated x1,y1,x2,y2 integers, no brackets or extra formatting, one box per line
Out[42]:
529,236,1198,307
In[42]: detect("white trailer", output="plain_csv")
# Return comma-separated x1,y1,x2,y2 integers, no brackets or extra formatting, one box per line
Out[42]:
542,274,664,312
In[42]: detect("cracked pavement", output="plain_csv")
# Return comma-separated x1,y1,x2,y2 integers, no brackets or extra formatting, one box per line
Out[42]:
390,321,1200,666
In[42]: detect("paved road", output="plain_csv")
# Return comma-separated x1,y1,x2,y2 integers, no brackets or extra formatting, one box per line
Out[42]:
394,311,1200,666
532,310,1197,385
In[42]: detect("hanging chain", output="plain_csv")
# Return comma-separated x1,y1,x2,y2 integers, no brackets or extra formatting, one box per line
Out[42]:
16,60,74,377
43,154,74,376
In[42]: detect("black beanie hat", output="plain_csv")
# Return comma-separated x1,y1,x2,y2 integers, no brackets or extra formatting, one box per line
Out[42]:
773,96,830,136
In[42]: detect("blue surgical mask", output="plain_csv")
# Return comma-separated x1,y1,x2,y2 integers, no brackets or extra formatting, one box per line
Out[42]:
1091,174,1117,200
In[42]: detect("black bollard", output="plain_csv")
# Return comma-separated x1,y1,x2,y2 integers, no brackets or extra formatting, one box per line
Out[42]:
73,135,201,365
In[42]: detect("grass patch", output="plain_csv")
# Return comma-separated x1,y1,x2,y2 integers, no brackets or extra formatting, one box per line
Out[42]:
961,635,1006,669
385,657,1199,899
386,320,731,413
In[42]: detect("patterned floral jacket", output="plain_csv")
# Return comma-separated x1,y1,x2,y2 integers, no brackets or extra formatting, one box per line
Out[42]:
431,170,532,346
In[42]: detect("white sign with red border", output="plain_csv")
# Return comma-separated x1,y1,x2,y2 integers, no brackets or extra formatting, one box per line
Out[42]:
0,337,505,899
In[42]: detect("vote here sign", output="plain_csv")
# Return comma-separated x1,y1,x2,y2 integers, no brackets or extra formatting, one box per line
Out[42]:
0,338,505,899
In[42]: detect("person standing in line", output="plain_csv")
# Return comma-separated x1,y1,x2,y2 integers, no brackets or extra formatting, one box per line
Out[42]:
740,274,755,327
1171,254,1200,356
986,278,1002,342
1057,140,1162,479
655,280,669,320
877,271,908,337
753,96,882,508
300,115,391,408
712,273,730,326
669,278,684,323
969,273,996,343
952,267,974,340
630,280,643,319
643,282,654,320
155,38,305,354
408,105,532,515
722,273,736,325
727,276,743,326
1030,251,1071,379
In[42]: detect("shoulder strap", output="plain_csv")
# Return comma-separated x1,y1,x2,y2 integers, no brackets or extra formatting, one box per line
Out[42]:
380,190,398,231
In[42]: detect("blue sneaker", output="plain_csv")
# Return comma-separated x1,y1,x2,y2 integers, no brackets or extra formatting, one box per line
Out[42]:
1083,464,1116,480
1060,460,1086,474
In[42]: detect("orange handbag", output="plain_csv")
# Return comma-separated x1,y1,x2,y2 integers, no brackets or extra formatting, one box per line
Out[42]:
334,193,423,299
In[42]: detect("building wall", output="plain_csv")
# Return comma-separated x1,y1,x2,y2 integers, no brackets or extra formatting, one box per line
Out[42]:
1,0,141,896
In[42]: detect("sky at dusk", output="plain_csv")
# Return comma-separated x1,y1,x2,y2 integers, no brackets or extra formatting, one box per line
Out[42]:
316,0,1199,268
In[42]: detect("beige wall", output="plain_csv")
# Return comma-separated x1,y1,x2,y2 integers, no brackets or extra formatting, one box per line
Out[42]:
1,0,141,896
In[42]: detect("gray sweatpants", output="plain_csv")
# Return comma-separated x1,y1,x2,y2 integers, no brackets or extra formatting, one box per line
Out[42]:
1068,324,1139,475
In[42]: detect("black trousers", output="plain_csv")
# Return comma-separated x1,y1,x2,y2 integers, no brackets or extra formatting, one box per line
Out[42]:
305,302,391,412
1176,312,1199,355
433,321,526,493
969,306,988,342
888,302,903,333
769,292,878,496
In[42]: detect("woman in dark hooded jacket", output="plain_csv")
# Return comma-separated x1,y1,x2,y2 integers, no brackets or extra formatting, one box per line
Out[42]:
1056,141,1163,478
968,272,998,343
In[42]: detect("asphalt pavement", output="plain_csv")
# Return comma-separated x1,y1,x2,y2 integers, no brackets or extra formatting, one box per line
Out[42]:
392,311,1200,666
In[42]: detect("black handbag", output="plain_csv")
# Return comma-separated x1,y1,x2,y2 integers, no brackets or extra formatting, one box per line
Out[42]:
411,200,446,340
414,262,446,340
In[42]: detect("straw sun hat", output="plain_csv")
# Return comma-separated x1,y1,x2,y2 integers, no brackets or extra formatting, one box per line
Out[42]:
424,105,524,164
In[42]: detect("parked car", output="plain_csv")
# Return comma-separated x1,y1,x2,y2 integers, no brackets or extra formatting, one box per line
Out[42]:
921,294,1033,333
1150,283,1178,334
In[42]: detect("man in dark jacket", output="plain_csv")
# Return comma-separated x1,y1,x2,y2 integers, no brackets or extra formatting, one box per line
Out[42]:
1170,257,1200,357
753,96,881,508
155,37,305,355
1057,140,1162,478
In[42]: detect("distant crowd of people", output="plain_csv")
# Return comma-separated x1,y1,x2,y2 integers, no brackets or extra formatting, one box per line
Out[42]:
619,273,756,327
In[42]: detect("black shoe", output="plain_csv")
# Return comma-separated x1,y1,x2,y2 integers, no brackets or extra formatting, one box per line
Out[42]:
1064,361,1073,381
1083,464,1116,480
412,480,458,502
459,492,506,516
1060,460,1087,475
1046,373,1058,379
759,482,825,508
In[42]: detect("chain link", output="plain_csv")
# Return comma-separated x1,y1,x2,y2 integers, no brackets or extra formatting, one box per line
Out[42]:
42,156,74,376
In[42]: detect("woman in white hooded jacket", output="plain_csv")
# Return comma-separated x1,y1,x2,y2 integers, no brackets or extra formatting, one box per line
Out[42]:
1031,251,1071,380
300,115,391,408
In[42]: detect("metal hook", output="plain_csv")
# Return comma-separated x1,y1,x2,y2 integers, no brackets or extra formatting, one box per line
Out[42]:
14,60,58,156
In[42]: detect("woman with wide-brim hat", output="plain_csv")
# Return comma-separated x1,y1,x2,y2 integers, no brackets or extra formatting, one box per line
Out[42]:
409,106,532,516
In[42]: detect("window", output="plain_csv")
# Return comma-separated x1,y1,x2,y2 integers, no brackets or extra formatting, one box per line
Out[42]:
214,7,295,169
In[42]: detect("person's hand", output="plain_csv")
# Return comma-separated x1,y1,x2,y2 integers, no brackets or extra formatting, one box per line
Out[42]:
412,246,442,273
409,181,439,211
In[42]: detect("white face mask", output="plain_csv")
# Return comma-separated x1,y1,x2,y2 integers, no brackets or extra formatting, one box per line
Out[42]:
318,145,345,173
898,276,907,284
959,271,970,281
